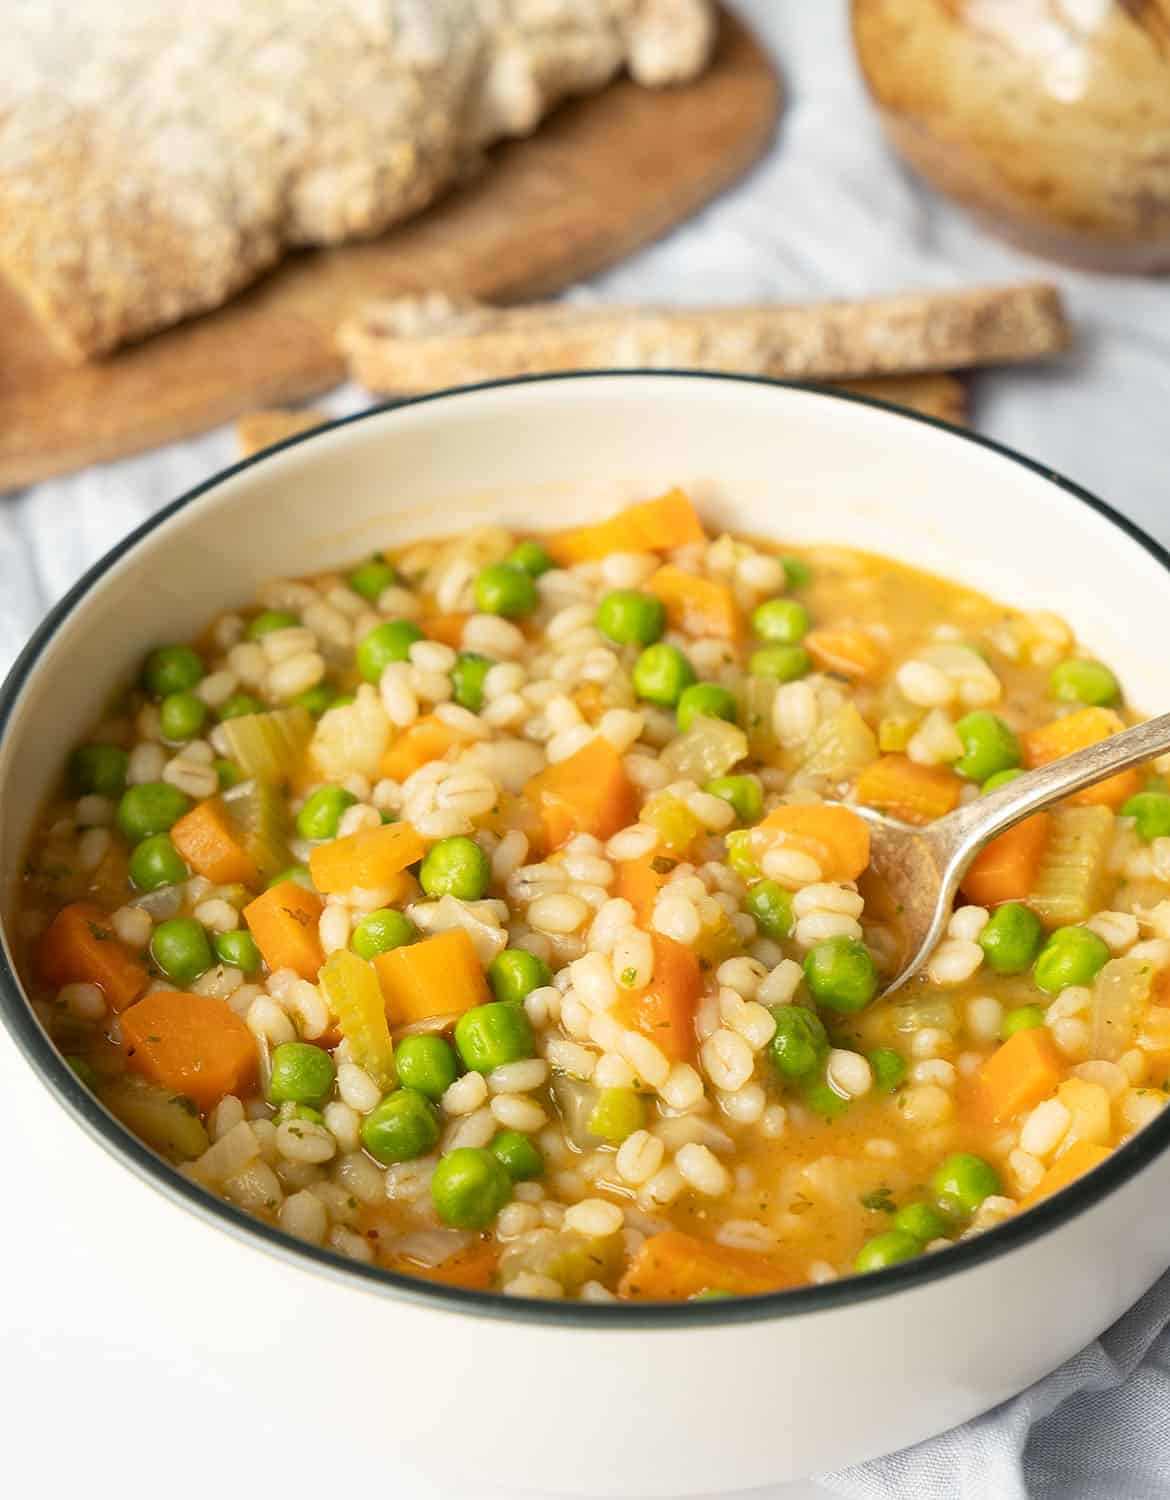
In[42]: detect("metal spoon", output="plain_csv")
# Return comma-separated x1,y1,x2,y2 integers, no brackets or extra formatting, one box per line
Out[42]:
855,712,1170,997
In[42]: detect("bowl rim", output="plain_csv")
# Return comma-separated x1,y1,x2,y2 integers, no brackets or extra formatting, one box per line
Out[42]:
3,368,1169,1329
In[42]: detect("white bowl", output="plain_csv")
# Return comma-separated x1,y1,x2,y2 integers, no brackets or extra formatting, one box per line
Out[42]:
3,374,1169,1494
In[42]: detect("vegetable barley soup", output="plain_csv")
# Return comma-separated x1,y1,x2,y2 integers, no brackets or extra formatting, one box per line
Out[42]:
20,489,1170,1300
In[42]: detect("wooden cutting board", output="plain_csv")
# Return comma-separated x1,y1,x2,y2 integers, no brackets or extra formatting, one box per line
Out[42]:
0,12,778,491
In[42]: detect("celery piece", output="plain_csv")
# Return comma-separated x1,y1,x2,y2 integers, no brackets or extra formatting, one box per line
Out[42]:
801,704,879,782
1030,804,1113,926
319,949,395,1092
660,716,749,783
221,705,313,784
222,781,292,878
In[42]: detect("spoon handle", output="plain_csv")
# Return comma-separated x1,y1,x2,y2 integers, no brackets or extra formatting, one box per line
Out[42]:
944,710,1170,861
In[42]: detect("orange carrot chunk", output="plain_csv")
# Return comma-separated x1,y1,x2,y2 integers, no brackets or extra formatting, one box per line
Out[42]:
1021,707,1141,809
758,803,871,882
35,902,148,1011
616,851,679,925
978,1026,1065,1123
1021,1140,1112,1207
243,881,325,981
548,489,705,565
960,812,1052,907
380,715,470,783
618,1230,799,1300
648,565,742,643
854,754,963,825
374,928,491,1026
420,613,471,648
394,1240,499,1291
121,989,257,1111
804,627,887,682
524,736,637,851
309,820,427,895
170,797,260,886
614,933,701,1064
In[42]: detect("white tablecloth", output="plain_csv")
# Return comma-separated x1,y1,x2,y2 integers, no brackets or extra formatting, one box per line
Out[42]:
3,4,1170,1497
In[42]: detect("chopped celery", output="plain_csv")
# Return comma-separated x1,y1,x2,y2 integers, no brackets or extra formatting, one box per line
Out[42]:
588,1087,646,1143
878,715,918,753
659,716,748,783
740,676,779,761
726,829,762,881
220,705,313,784
800,704,879,782
642,792,703,853
551,1075,602,1150
101,1075,210,1161
1030,804,1113,926
499,1227,623,1295
319,949,396,1092
1090,956,1153,1061
222,780,292,877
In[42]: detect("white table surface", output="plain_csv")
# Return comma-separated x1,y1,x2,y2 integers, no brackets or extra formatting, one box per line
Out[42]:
2,4,1169,1497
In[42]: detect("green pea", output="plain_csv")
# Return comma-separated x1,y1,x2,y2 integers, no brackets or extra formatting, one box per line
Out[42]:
116,782,190,842
691,1288,735,1301
803,936,879,1013
279,1103,325,1126
69,743,129,798
296,785,357,841
490,1130,545,1182
267,865,313,890
218,693,264,721
748,644,811,682
1049,659,1120,707
587,1087,646,1143
294,684,340,718
867,1048,907,1093
351,908,417,960
978,902,1045,975
361,1088,440,1165
419,836,491,901
1033,925,1110,994
247,610,298,640
676,682,738,733
801,1077,849,1121
454,1002,535,1073
213,930,262,974
768,1005,828,1082
954,712,1020,782
751,598,810,644
214,759,243,789
982,768,1023,794
431,1146,512,1229
782,556,811,589
596,590,666,647
474,563,538,618
159,691,207,742
268,1044,336,1104
854,1230,921,1273
150,917,213,986
129,834,188,892
505,540,554,577
142,644,204,698
451,651,494,713
931,1152,1000,1219
1000,1005,1045,1040
348,557,398,603
631,642,696,706
66,1056,99,1091
893,1202,949,1244
1122,790,1170,842
488,948,553,1006
726,830,762,882
745,879,794,940
704,775,763,824
356,620,425,682
394,1035,458,1100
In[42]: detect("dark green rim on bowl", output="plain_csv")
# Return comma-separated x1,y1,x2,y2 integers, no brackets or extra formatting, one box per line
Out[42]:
2,370,1168,1327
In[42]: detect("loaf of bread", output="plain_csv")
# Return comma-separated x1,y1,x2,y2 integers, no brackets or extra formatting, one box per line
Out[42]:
0,0,715,360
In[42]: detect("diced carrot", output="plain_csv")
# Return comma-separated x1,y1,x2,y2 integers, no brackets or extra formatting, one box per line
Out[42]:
1021,1140,1112,1208
978,1026,1065,1123
170,797,260,886
804,627,887,682
524,736,637,851
380,714,469,783
616,851,680,924
548,488,705,565
243,881,325,982
35,902,148,1011
614,933,701,1064
648,565,742,643
1021,707,1140,809
420,613,470,648
572,682,604,721
618,1230,799,1300
759,803,871,882
374,928,491,1026
308,820,426,896
121,989,258,1111
395,1240,499,1291
854,754,963,825
960,812,1052,906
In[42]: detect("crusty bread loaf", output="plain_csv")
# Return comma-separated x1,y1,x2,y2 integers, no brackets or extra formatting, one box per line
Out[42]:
832,374,967,425
0,0,715,361
236,409,330,458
